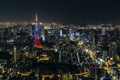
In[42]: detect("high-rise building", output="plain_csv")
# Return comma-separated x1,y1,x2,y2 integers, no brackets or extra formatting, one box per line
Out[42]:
59,29,63,37
69,29,75,39
40,23,45,41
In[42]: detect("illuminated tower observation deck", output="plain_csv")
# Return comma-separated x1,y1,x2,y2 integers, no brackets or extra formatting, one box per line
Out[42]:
33,14,42,48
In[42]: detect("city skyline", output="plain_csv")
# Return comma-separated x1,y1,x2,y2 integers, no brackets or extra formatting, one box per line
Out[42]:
0,0,120,23
0,0,120,79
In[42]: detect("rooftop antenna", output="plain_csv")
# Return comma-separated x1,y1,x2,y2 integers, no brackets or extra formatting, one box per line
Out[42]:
35,13,38,22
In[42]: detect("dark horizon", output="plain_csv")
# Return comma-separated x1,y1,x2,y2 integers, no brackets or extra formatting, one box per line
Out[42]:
0,0,120,24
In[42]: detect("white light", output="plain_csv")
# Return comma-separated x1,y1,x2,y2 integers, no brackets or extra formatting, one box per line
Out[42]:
85,49,88,52
40,23,43,25
97,50,99,53
110,58,113,60
55,49,58,52
100,59,104,62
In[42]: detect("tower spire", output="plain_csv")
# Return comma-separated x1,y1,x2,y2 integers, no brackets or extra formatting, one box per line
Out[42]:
35,13,38,22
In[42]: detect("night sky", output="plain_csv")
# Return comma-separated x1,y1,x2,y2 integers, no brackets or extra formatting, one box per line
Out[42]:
0,0,120,23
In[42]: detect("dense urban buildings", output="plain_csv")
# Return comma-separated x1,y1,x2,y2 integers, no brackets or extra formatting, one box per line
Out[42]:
0,19,120,80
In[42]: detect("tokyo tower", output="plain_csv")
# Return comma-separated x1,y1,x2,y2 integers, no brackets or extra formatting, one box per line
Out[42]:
33,14,42,48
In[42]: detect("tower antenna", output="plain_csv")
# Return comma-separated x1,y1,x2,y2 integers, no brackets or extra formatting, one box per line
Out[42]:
35,13,38,22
